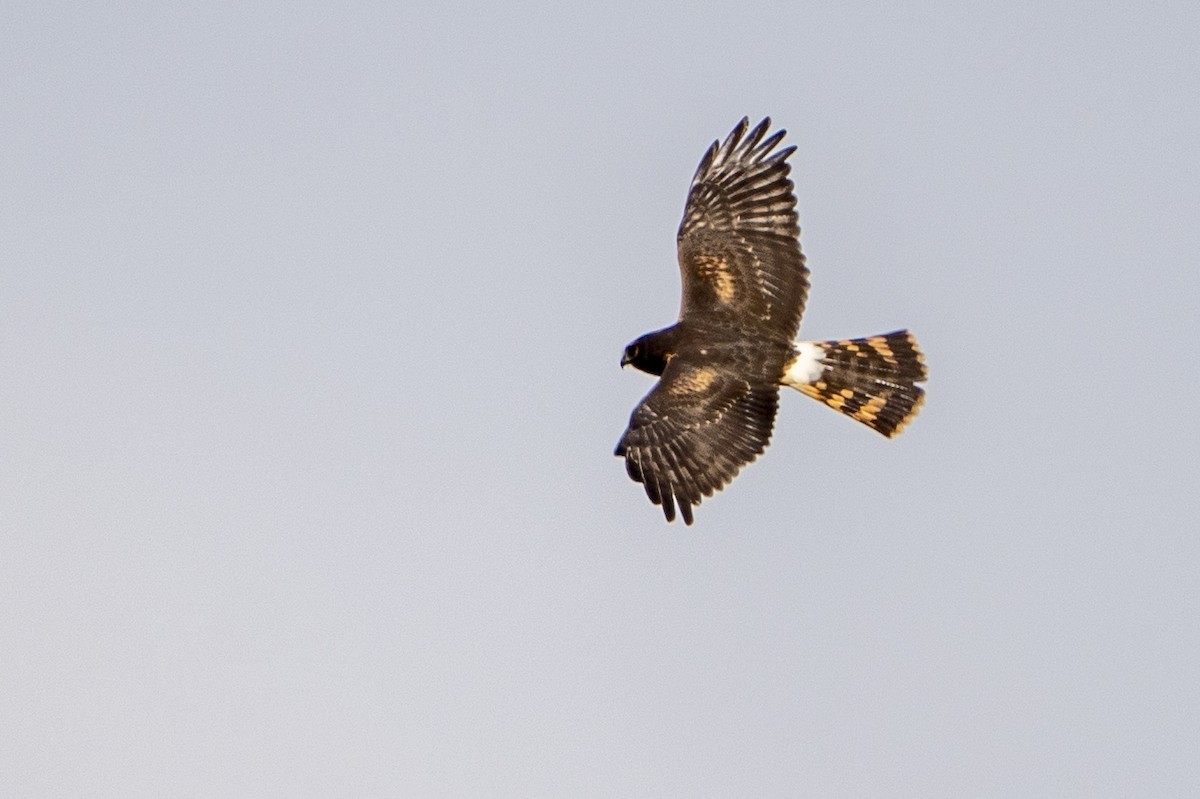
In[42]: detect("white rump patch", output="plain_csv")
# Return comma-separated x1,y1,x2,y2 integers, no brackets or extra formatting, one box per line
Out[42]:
782,341,827,388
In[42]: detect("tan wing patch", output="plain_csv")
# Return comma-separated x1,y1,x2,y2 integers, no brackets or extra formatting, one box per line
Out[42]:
691,253,737,304
671,365,720,395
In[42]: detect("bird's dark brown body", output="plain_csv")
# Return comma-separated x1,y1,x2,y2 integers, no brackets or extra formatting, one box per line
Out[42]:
623,320,792,383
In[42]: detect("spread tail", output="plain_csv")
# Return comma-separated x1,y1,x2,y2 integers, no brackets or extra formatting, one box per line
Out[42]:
783,330,927,437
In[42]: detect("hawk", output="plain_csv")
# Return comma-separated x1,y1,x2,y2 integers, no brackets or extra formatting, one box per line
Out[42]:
616,117,928,525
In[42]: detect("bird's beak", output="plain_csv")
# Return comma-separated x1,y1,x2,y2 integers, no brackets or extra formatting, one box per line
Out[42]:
620,352,632,368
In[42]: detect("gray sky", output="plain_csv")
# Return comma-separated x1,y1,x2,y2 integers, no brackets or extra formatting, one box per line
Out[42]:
3,2,1199,796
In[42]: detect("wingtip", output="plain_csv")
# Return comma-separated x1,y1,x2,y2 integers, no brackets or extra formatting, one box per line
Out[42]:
658,493,698,525
719,118,750,158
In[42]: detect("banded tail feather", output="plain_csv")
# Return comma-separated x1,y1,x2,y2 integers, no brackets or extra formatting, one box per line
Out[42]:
782,330,927,438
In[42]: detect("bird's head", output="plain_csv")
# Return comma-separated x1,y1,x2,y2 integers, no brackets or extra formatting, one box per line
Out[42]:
621,332,670,376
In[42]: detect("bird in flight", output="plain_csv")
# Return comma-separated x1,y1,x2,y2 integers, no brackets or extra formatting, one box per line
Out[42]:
615,117,928,525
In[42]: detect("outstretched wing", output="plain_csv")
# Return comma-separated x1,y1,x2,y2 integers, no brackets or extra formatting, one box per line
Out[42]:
677,117,808,338
614,359,779,525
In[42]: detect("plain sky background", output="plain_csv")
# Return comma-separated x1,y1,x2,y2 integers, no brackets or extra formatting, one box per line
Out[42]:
3,2,1199,796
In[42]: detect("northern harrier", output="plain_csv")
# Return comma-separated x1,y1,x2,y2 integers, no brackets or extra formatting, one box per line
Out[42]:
616,117,927,525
